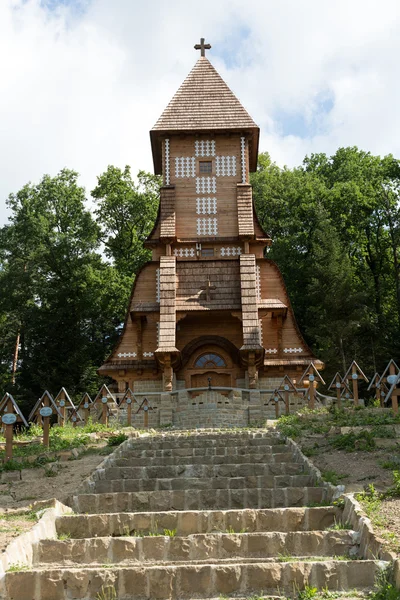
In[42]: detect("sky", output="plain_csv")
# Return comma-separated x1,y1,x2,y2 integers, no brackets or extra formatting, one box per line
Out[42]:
1,0,400,224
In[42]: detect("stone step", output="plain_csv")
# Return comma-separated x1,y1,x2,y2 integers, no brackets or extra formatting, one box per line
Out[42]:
111,451,296,467
34,530,358,566
102,461,305,481
124,436,283,449
5,560,385,599
121,444,287,458
70,487,328,513
56,506,341,539
93,474,315,494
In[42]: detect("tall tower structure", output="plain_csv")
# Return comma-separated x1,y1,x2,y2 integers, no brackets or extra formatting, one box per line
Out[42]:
99,40,321,421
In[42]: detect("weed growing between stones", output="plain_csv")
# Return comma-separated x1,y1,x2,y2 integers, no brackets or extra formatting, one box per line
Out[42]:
7,563,29,572
57,532,71,540
96,585,117,600
321,470,349,485
369,566,400,600
325,518,352,531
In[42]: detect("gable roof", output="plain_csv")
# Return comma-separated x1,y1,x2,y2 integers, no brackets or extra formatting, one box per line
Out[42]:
150,57,260,174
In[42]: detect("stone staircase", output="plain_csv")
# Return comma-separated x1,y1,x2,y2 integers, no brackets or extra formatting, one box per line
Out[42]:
5,430,387,599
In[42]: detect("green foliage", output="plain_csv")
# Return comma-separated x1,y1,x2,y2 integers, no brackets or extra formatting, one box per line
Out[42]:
7,563,29,572
91,166,160,277
251,149,400,378
321,470,348,485
330,430,376,452
107,433,128,447
325,519,352,531
298,585,319,600
370,567,400,600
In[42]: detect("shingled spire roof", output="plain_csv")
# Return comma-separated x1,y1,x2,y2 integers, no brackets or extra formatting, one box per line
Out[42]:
150,57,260,173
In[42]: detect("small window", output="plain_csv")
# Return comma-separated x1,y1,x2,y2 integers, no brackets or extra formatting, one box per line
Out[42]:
201,248,214,257
195,353,226,368
199,161,212,174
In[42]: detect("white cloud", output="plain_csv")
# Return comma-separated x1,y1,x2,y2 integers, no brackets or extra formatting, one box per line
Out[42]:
1,0,400,223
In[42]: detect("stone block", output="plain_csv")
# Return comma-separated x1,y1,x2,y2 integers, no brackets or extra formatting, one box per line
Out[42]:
2,470,21,482
178,565,212,596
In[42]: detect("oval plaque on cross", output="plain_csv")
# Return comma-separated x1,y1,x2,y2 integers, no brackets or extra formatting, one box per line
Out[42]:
101,397,108,404
2,413,17,425
84,402,89,409
39,407,53,418
309,375,315,382
126,398,132,405
387,375,398,385
352,373,358,380
59,400,65,407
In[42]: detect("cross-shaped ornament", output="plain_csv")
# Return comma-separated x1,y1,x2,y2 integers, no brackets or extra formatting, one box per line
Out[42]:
194,37,211,57
201,277,216,301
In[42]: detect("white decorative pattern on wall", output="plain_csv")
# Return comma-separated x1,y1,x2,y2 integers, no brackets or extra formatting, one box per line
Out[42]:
173,247,196,257
220,247,241,257
156,268,160,302
196,218,218,236
240,137,246,183
194,140,216,157
156,322,159,346
196,177,216,194
215,156,237,177
196,197,217,214
175,157,195,178
143,352,154,358
256,265,261,300
283,348,303,353
164,139,170,185
259,319,263,344
265,348,278,354
117,352,137,358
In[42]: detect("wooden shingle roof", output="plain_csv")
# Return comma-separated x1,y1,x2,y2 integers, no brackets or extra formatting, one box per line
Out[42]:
151,57,260,173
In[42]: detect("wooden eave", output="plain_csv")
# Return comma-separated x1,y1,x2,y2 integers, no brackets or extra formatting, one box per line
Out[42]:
98,360,158,372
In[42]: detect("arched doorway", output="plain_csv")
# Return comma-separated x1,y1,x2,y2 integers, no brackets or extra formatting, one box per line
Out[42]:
189,347,233,391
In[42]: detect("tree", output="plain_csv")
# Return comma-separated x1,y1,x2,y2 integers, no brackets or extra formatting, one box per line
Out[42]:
0,169,131,408
91,166,160,277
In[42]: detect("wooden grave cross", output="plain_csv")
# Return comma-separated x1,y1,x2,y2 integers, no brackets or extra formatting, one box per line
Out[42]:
379,360,400,415
77,393,93,424
194,37,211,57
328,372,344,409
0,393,28,462
299,362,325,409
278,375,297,415
28,391,62,448
343,361,369,408
269,389,284,419
93,384,117,426
67,407,83,427
137,398,154,429
119,388,137,427
54,387,75,426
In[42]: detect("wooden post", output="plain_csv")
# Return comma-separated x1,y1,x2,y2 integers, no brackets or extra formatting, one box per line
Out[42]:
389,363,398,415
308,374,315,409
351,364,359,407
284,390,290,415
127,400,132,426
335,375,342,409
274,399,280,419
101,397,108,426
144,407,149,429
43,416,50,448
3,398,16,462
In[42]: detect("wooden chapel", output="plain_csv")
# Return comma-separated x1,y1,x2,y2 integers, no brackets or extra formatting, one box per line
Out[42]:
99,39,321,406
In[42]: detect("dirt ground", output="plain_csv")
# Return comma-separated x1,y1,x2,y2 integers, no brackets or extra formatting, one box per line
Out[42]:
0,446,108,551
299,434,400,555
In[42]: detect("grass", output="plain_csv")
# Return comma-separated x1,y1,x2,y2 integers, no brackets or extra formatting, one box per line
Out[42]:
0,421,126,471
0,510,38,522
321,470,349,485
369,566,400,600
325,518,352,531
277,553,356,563
57,532,71,541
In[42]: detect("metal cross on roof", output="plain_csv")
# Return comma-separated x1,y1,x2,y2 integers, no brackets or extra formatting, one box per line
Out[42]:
201,277,216,301
194,37,211,57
